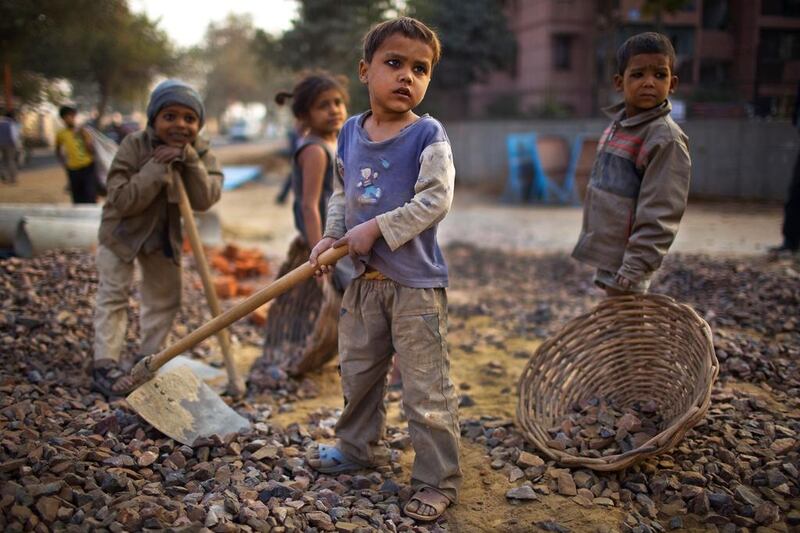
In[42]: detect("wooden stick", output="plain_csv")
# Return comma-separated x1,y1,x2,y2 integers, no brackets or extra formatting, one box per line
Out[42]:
175,177,246,397
131,244,349,386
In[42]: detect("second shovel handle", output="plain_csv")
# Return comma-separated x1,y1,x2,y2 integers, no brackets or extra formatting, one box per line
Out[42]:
140,244,349,374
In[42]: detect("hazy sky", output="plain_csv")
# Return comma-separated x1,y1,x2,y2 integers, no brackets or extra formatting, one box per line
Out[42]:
131,0,298,48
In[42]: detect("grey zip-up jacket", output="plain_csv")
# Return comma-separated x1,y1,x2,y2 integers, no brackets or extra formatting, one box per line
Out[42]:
572,100,691,283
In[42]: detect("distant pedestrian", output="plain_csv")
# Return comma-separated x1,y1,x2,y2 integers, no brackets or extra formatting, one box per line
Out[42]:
572,32,691,295
0,110,22,184
55,105,98,203
769,82,800,257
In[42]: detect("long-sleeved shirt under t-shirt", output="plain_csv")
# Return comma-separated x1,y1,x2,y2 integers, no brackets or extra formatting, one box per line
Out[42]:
324,112,456,288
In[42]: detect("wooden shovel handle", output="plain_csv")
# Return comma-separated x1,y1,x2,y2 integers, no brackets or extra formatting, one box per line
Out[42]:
174,177,245,396
132,244,349,381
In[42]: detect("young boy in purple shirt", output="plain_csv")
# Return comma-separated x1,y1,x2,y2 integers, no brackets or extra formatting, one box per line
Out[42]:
307,17,460,522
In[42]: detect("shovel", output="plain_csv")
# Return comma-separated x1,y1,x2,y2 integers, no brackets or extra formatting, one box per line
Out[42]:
174,176,246,398
125,244,349,444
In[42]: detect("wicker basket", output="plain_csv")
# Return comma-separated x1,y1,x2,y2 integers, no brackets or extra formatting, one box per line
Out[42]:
517,294,718,471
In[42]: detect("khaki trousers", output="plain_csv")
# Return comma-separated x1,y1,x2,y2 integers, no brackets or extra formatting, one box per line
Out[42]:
335,278,462,502
93,244,181,363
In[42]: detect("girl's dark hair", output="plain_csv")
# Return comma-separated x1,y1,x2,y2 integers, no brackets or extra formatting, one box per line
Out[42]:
275,72,349,118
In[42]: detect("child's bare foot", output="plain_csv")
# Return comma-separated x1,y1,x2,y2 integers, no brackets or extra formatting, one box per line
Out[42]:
404,487,450,522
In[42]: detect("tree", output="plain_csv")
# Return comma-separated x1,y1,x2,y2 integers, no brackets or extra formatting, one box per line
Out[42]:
66,2,174,121
406,0,516,118
275,0,399,111
191,14,272,122
1,0,173,119
0,0,76,109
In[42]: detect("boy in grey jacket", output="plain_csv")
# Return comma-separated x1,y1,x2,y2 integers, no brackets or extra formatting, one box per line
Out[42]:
572,32,691,295
93,80,223,396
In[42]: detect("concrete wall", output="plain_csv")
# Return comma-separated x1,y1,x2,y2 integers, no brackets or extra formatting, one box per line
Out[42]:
445,119,797,201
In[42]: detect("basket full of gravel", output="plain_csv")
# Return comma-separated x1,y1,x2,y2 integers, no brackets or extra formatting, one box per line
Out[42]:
517,293,718,471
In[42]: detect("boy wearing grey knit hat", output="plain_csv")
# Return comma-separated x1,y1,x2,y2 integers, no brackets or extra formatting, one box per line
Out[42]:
92,79,224,397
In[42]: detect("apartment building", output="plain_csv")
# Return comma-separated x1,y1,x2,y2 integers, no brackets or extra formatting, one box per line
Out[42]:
468,0,800,118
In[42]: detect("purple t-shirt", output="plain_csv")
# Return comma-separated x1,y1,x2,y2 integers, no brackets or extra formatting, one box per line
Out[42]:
335,112,454,288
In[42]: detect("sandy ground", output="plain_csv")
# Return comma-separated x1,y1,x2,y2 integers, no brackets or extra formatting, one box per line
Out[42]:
1,142,791,532
1,142,784,261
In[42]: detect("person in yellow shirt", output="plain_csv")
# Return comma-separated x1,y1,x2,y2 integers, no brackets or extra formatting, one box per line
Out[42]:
55,105,98,203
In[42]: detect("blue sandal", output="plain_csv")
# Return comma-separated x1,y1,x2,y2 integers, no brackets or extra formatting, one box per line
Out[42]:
306,444,362,474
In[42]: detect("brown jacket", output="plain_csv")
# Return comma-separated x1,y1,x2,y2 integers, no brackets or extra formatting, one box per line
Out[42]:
98,128,223,264
572,100,691,283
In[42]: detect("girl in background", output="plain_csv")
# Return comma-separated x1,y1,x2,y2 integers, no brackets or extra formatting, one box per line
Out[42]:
256,72,351,379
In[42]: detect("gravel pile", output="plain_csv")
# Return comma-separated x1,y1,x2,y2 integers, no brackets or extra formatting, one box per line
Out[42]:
1,247,798,532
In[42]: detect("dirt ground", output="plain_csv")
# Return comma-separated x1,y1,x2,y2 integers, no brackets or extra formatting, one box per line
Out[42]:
0,143,784,260
2,144,796,532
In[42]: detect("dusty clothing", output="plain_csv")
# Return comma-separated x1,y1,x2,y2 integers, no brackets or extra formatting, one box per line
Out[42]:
56,127,94,170
67,163,98,204
325,112,456,288
0,147,18,183
0,117,21,183
324,112,461,501
335,278,462,502
572,100,691,284
93,244,181,362
291,135,336,244
593,268,651,294
98,128,223,265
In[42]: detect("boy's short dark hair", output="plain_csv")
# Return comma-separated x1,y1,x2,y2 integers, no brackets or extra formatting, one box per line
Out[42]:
363,17,441,67
616,32,676,75
59,105,77,119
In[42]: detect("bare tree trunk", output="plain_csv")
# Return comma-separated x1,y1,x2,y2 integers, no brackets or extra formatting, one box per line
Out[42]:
96,86,109,125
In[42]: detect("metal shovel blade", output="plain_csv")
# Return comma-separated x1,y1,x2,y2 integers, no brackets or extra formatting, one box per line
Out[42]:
127,366,250,445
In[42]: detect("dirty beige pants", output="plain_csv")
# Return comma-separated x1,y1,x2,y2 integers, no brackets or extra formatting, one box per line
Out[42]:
93,244,181,363
335,278,462,503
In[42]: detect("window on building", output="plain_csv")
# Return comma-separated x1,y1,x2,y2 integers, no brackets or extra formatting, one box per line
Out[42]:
553,34,573,71
759,30,800,83
762,0,800,17
760,30,800,61
702,0,729,29
700,60,731,84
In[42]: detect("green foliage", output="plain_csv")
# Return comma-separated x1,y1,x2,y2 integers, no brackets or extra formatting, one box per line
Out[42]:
406,0,516,118
190,14,269,119
2,0,172,117
407,0,515,88
273,0,399,111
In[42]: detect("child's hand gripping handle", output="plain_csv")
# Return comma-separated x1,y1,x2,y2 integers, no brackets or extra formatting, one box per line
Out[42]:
128,245,350,388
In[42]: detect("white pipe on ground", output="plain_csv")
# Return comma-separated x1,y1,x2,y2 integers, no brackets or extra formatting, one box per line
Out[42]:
6,205,223,257
0,204,101,247
14,216,100,258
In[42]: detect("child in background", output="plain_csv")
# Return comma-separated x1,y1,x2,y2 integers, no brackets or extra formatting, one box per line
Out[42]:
572,32,691,295
307,17,460,522
279,73,349,254
93,80,223,396
56,105,98,203
260,73,350,375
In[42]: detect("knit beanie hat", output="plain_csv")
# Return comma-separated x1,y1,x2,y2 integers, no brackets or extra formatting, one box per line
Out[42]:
146,79,205,128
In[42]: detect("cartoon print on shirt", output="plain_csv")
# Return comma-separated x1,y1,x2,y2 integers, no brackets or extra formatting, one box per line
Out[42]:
357,166,382,205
